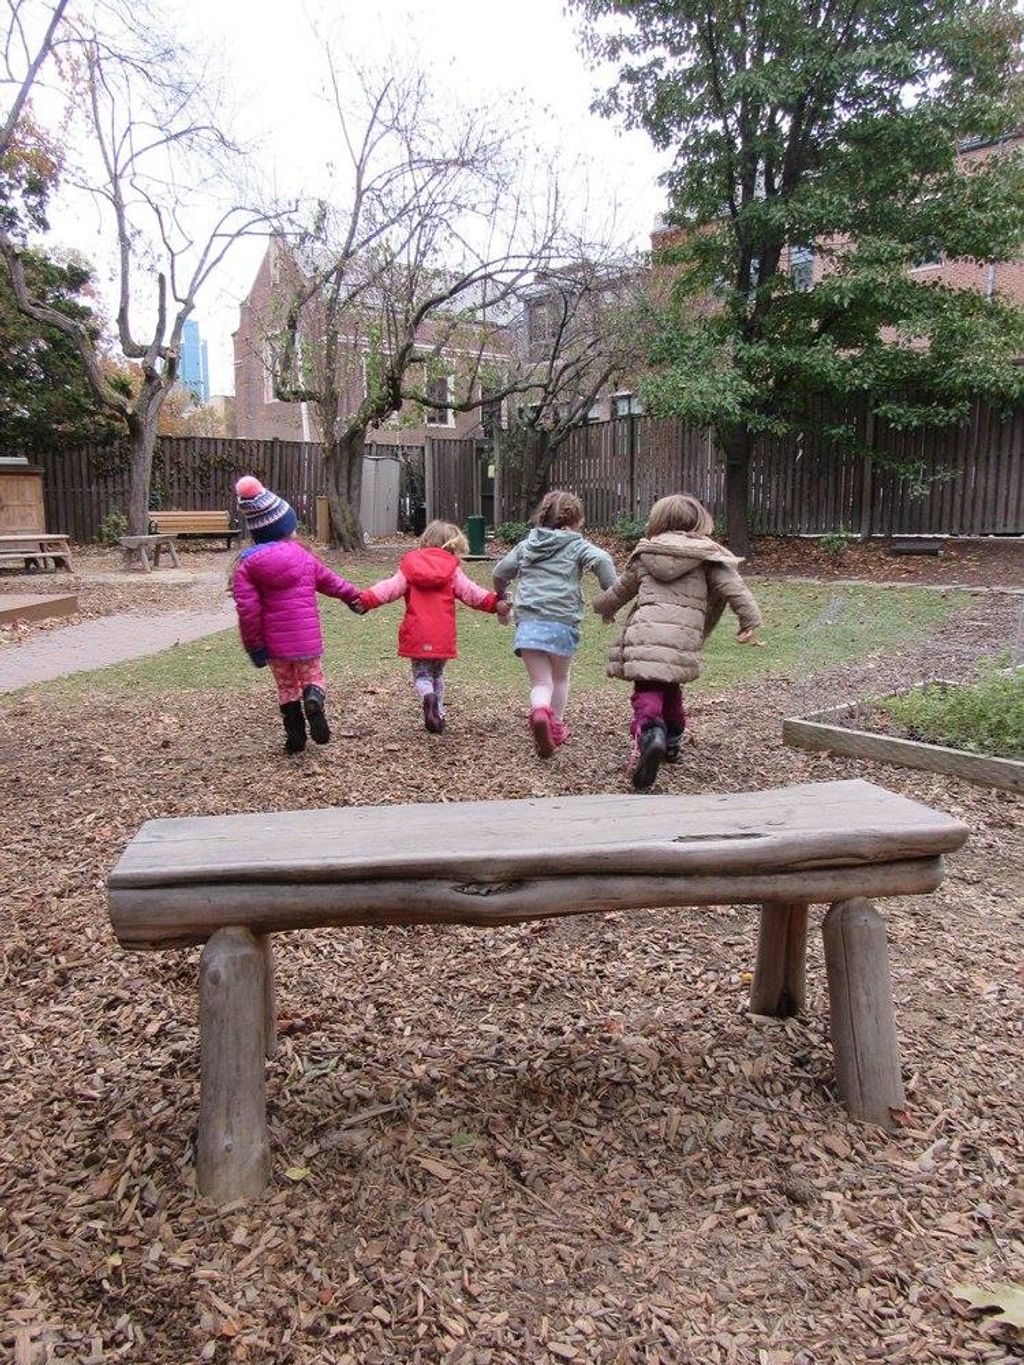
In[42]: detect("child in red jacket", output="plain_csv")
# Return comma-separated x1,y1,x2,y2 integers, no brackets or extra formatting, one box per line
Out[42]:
361,521,510,731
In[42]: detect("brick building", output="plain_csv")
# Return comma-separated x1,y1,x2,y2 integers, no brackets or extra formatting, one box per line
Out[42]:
232,239,512,446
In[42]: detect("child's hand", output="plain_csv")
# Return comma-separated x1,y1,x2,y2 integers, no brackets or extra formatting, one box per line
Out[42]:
249,647,269,668
495,599,512,623
736,628,763,646
347,598,366,615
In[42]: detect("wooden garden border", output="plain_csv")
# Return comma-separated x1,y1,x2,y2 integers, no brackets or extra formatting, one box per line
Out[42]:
783,685,1024,793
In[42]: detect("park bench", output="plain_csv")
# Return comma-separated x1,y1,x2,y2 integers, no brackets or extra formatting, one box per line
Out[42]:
149,510,241,549
118,532,181,573
0,531,74,573
107,778,968,1203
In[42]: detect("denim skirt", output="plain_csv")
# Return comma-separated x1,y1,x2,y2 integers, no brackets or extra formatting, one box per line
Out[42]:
514,618,580,657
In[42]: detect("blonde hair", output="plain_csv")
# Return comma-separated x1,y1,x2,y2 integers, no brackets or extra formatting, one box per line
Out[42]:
420,519,469,556
531,489,584,529
645,493,714,538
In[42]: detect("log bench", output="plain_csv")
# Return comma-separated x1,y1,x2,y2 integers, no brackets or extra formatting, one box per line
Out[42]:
118,532,181,573
149,510,241,549
106,778,968,1203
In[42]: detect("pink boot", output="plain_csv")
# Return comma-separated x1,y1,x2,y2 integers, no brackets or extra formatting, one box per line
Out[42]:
550,717,568,747
529,705,555,759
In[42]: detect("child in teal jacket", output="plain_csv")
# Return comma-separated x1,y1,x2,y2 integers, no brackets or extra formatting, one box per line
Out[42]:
493,489,615,757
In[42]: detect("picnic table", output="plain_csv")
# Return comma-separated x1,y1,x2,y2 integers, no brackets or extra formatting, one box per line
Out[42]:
107,778,968,1202
0,532,73,573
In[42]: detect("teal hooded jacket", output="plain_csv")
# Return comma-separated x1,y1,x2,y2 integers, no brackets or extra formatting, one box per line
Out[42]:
493,527,616,627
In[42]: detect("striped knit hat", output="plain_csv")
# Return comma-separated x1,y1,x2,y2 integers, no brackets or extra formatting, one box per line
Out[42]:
235,476,298,543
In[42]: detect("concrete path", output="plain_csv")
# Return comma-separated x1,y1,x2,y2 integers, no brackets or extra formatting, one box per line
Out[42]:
0,607,234,693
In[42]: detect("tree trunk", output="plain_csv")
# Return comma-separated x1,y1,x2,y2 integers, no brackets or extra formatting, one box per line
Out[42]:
325,429,365,550
520,429,553,521
718,424,752,558
126,402,161,536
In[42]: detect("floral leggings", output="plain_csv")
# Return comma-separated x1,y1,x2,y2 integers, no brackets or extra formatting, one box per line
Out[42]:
269,657,325,704
411,658,447,705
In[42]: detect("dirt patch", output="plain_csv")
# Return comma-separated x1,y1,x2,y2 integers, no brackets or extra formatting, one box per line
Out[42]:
1,596,1021,1362
747,535,1024,588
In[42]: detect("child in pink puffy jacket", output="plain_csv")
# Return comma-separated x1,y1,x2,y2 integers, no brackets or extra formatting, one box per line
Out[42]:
231,476,364,754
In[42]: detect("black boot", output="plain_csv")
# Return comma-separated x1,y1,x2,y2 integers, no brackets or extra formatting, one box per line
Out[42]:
280,700,307,754
665,726,685,764
631,721,667,791
302,684,331,744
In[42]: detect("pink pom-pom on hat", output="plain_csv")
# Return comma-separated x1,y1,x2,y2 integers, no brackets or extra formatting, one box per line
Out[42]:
236,475,264,499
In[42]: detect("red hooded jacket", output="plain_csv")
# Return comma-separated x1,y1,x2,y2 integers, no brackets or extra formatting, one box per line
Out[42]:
362,547,498,659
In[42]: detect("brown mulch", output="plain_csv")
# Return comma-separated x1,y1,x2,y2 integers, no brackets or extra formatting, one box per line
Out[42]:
1,604,1023,1363
745,536,1024,588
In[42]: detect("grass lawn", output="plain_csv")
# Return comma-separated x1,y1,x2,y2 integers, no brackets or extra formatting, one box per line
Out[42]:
40,565,965,700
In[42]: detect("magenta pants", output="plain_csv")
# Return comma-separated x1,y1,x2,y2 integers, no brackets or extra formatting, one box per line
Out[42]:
631,681,686,737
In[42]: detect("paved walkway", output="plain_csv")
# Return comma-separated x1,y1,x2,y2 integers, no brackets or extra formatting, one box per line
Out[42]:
0,607,234,693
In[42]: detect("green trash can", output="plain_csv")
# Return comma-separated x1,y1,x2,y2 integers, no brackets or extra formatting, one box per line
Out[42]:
466,514,487,556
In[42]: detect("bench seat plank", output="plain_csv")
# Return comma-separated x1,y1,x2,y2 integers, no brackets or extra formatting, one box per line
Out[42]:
108,779,968,895
111,857,945,951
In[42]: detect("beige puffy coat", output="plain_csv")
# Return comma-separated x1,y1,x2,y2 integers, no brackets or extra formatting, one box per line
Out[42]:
593,532,762,685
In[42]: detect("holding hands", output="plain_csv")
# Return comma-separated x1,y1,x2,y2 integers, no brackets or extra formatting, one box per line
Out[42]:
736,627,763,646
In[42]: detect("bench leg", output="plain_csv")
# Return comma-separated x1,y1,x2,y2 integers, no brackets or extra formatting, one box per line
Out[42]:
257,933,277,1059
168,540,181,569
139,545,151,573
822,898,905,1127
197,927,271,1202
750,901,807,1016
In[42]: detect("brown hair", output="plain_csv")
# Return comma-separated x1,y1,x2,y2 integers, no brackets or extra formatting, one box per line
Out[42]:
645,493,714,538
531,489,584,530
420,519,469,556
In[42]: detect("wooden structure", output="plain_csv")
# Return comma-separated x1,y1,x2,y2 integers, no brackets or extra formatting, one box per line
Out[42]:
0,532,73,572
107,779,967,1203
0,592,78,626
784,693,1024,794
0,461,45,533
149,510,240,549
118,533,181,573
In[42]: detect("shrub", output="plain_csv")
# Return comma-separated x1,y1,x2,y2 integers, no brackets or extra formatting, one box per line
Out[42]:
614,512,646,549
820,528,857,560
496,520,528,545
99,509,128,546
882,663,1024,759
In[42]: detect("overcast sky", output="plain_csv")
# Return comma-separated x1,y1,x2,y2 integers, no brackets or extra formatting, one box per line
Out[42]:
48,0,670,395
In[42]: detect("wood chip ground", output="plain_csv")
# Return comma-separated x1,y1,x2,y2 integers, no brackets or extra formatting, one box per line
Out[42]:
1,588,1021,1363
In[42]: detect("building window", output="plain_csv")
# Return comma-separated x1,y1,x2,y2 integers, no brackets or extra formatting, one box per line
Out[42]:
790,245,814,291
425,375,454,427
262,344,277,404
584,400,602,424
611,392,642,418
911,239,943,270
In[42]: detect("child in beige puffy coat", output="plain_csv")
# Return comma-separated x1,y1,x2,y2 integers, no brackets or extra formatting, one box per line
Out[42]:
594,493,762,790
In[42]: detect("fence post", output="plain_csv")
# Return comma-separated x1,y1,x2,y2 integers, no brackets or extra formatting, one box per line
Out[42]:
859,408,875,540
424,437,434,522
628,415,637,516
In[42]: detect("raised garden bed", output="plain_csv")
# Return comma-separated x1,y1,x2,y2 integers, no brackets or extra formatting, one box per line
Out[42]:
783,670,1024,793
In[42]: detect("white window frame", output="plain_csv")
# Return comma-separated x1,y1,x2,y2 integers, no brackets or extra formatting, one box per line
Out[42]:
611,391,642,418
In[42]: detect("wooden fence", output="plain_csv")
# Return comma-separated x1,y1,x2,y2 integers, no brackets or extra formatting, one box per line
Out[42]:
33,437,407,542
28,400,1024,542
497,398,1024,536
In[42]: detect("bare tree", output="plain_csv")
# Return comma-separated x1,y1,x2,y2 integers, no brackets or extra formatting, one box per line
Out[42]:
497,255,649,516
1,20,278,531
1,0,69,160
259,54,567,549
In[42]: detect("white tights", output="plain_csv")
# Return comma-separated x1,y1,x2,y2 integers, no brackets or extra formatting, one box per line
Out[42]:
521,649,572,719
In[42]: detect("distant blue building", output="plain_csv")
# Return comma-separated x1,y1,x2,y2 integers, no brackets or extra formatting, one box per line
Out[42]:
180,318,210,403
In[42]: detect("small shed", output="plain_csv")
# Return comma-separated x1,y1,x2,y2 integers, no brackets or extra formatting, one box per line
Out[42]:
0,456,46,533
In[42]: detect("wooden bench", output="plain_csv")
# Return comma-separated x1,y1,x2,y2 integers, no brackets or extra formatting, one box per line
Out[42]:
118,533,181,573
149,510,241,549
0,531,74,573
107,778,968,1203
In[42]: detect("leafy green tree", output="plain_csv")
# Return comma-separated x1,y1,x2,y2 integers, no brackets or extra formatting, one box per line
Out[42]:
572,0,1024,554
0,247,127,452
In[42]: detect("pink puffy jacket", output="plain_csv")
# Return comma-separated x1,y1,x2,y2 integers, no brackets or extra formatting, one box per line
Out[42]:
232,540,361,661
